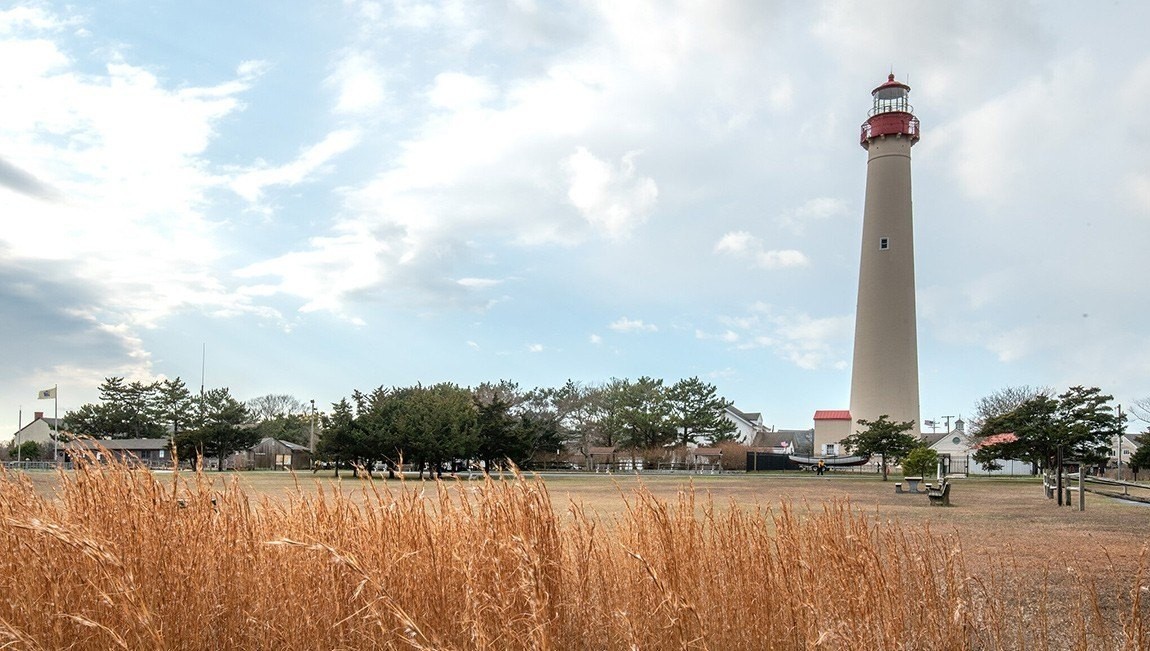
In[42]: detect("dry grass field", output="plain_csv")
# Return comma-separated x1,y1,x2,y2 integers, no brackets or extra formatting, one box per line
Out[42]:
3,462,1148,649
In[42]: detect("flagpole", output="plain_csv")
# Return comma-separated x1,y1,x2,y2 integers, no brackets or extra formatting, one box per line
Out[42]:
53,384,59,463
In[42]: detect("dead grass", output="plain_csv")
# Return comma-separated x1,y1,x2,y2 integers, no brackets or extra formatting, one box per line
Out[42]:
1,461,1147,649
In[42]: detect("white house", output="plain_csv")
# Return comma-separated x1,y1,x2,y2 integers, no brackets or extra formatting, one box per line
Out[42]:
9,412,67,454
723,406,765,444
1110,434,1141,470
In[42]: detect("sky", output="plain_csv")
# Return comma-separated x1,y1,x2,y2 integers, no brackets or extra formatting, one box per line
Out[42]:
3,0,1150,441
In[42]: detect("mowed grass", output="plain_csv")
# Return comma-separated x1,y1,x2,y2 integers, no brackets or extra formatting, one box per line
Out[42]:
3,462,1148,650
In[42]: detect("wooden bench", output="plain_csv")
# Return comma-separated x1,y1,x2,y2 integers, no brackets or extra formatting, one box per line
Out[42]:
927,481,951,506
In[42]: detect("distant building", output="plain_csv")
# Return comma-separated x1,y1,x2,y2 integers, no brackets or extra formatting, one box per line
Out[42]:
749,429,814,456
10,411,66,447
723,406,765,444
9,412,68,458
246,437,312,470
813,410,852,456
65,438,172,466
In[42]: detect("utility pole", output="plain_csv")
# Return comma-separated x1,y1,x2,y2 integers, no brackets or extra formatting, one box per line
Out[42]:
309,399,316,469
1116,404,1123,480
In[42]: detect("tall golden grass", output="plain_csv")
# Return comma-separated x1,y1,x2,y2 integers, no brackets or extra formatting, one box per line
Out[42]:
0,454,1146,650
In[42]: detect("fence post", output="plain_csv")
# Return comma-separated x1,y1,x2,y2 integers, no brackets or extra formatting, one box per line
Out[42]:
1078,469,1085,512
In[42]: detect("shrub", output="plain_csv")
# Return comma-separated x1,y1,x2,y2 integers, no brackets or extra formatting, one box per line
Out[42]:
902,445,938,478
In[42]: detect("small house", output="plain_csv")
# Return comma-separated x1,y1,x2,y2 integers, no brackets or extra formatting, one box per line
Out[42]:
248,438,312,470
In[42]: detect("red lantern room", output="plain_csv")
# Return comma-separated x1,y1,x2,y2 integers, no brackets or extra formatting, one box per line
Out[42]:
860,73,920,149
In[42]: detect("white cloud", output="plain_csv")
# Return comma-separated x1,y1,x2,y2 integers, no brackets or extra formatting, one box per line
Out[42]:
230,129,361,203
429,72,496,110
527,343,544,353
930,55,1094,204
714,231,809,269
610,317,657,333
0,6,77,34
589,333,603,345
696,329,739,343
328,51,386,115
457,277,501,289
778,197,849,234
0,20,276,330
563,147,658,239
716,304,852,371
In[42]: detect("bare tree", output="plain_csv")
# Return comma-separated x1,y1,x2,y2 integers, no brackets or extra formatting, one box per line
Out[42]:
1131,398,1150,428
969,385,1053,435
246,394,306,423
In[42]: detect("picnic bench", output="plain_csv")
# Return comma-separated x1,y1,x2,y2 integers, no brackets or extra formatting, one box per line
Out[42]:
897,477,924,493
927,480,952,506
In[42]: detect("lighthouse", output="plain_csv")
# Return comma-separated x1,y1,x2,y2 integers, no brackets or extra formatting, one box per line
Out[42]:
848,74,922,431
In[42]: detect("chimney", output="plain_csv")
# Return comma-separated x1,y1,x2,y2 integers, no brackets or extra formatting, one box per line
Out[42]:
35,411,44,420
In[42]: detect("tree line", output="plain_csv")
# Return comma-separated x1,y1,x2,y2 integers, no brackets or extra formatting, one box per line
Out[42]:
10,376,736,471
319,377,736,477
834,385,1131,481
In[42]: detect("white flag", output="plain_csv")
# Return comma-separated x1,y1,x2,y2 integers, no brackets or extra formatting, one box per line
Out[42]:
38,387,56,400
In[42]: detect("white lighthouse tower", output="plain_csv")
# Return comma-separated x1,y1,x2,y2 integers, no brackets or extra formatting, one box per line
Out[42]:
848,73,922,431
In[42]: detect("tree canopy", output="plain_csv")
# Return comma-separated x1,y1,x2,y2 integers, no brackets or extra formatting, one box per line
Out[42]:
972,385,1122,471
841,415,917,481
174,387,256,470
62,374,739,472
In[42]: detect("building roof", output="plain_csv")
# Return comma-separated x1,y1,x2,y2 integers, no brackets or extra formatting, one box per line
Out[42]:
750,431,800,449
975,432,1019,449
919,431,951,446
66,438,171,451
814,410,851,421
12,417,65,436
256,437,312,452
725,406,762,425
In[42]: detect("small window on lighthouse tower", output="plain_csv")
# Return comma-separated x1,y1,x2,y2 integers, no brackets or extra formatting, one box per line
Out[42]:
879,237,890,250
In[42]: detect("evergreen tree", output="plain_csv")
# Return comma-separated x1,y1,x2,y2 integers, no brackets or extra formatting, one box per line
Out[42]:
842,415,918,481
973,386,1122,472
174,387,253,470
666,377,736,446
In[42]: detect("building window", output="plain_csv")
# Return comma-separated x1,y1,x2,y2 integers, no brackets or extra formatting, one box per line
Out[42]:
879,237,890,250
952,437,961,445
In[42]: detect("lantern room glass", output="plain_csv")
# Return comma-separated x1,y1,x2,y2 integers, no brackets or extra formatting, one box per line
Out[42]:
870,84,912,116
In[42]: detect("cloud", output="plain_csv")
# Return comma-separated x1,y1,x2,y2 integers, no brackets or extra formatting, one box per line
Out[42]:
563,147,658,239
527,343,544,353
589,333,602,345
707,303,852,371
327,50,386,115
429,72,497,110
778,197,849,234
0,5,77,33
230,129,362,203
609,317,657,333
714,231,809,269
0,155,61,201
0,20,271,330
